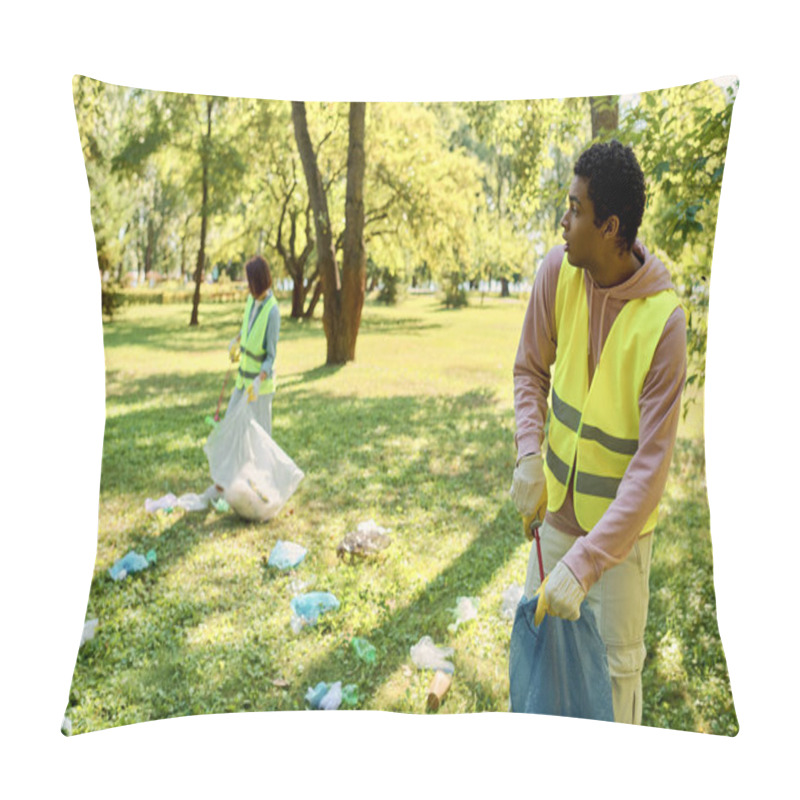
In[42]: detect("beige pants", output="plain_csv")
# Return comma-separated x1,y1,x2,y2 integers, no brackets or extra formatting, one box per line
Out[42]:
522,521,653,725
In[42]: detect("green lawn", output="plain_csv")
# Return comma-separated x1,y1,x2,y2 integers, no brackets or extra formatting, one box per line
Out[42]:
66,292,737,735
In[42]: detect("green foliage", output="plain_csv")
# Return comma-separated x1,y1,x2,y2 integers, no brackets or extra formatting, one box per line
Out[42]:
619,79,737,390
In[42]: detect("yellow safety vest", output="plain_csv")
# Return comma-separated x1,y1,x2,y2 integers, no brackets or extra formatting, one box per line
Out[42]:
235,293,277,395
543,254,679,534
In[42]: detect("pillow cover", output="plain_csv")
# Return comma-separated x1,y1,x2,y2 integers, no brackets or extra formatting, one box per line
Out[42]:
64,75,738,736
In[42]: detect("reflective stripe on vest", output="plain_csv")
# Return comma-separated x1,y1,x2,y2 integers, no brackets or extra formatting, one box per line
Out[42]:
543,253,680,534
235,292,277,395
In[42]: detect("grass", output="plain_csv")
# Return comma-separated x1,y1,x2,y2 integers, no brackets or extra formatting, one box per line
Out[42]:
65,292,737,735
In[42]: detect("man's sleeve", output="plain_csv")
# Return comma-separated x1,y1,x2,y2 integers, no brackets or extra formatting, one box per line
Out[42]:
513,246,562,460
562,306,688,591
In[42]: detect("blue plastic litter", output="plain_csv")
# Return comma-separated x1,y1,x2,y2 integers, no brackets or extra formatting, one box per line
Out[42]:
509,594,614,721
291,591,340,624
108,549,157,581
319,681,342,710
268,540,307,570
305,682,330,709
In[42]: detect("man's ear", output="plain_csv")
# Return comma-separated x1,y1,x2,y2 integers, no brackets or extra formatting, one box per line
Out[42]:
603,215,620,239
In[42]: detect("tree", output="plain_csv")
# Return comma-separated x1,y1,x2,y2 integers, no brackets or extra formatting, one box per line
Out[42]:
72,76,136,317
292,101,367,364
590,95,619,139
618,78,737,393
113,90,247,325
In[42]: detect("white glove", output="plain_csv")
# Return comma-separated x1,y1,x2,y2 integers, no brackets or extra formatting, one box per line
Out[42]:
544,561,586,621
247,374,262,402
509,453,546,518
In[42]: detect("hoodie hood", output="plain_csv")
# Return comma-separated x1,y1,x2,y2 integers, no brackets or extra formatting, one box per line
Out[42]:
589,240,675,300
584,240,677,377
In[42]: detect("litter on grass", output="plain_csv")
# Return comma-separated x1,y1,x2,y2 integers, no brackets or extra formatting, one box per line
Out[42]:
500,584,524,620
61,717,72,736
290,591,340,632
351,637,377,664
336,520,392,563
410,636,455,674
447,596,479,632
145,493,178,513
267,540,307,570
108,549,156,581
305,681,358,710
145,486,222,514
80,618,98,646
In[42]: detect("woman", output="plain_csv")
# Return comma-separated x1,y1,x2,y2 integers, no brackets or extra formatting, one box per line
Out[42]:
227,255,281,435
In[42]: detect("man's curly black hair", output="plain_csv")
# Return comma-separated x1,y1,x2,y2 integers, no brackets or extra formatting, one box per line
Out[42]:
574,140,645,251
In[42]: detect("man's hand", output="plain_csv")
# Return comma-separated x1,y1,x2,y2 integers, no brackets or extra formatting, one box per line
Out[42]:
509,453,546,519
543,561,586,621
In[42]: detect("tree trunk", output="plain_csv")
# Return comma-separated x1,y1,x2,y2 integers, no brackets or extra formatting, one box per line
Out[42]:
304,278,322,320
190,98,213,326
500,277,510,297
335,101,367,362
590,96,619,139
292,101,343,360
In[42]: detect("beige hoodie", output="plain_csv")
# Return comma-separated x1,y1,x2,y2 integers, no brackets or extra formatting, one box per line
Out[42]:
513,242,687,591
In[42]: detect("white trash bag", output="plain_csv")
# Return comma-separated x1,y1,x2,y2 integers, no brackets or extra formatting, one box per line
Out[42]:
203,395,304,522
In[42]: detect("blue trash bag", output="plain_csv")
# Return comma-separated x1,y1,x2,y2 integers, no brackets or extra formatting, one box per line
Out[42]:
509,593,614,721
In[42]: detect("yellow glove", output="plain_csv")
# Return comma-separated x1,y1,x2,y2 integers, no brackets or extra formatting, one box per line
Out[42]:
522,482,548,541
228,336,241,363
246,375,262,403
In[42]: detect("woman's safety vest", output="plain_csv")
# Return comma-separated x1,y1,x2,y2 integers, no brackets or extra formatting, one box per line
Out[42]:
544,255,679,534
235,293,277,396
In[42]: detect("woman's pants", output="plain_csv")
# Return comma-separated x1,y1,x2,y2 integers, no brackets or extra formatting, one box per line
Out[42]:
522,521,653,725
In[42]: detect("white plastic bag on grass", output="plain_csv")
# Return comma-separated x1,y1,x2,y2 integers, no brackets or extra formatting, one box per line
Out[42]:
204,396,303,522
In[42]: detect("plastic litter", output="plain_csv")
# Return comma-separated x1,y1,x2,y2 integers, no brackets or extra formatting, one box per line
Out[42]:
305,682,330,709
319,681,342,710
351,636,377,664
267,540,307,570
145,493,178,513
204,397,304,522
306,681,354,710
108,549,156,581
410,635,455,674
509,594,614,720
80,618,98,646
341,684,359,707
204,415,219,428
290,591,340,632
447,596,479,632
500,584,524,620
176,492,209,512
336,519,392,562
211,497,230,512
61,716,72,736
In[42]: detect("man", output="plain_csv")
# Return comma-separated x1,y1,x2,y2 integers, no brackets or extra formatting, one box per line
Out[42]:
510,140,686,724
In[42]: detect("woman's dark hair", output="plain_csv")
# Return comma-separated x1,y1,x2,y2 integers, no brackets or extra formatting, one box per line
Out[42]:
245,255,272,297
574,139,645,251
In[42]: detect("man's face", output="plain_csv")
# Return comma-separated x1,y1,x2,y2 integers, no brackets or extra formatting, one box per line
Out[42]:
560,176,603,269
